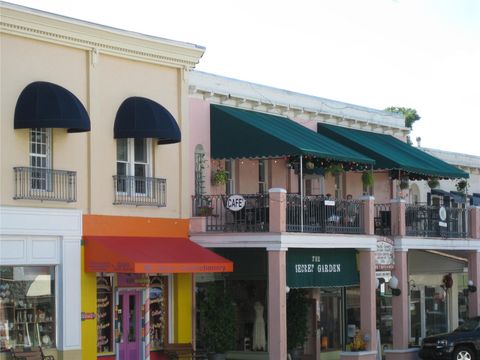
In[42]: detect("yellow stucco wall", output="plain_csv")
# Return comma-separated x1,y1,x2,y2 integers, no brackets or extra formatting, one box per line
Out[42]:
0,33,89,209
81,244,97,360
174,274,193,344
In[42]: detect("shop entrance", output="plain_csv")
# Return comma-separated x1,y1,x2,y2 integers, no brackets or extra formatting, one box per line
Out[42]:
117,290,142,360
410,285,449,345
319,288,345,356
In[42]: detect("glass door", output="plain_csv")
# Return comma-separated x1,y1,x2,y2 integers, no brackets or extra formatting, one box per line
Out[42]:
117,290,142,360
319,288,344,355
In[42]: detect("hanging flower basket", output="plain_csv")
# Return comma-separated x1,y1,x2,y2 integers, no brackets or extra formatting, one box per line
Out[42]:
212,168,228,186
427,178,440,189
361,172,374,188
305,161,315,170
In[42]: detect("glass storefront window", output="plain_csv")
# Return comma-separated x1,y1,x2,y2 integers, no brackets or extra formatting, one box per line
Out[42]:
0,266,56,352
149,276,168,350
96,276,113,354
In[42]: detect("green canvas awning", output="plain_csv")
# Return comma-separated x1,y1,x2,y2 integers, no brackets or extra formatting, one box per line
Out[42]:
211,105,374,165
317,123,468,179
287,249,359,288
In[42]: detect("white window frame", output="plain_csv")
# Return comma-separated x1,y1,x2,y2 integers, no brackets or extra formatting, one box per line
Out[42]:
258,159,268,193
116,138,152,195
225,159,235,195
29,128,52,191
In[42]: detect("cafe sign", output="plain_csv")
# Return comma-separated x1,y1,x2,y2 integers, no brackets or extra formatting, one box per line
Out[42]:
376,238,394,270
226,195,246,211
287,249,359,288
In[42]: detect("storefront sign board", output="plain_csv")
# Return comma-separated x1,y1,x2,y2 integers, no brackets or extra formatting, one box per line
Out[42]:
287,249,359,288
376,238,395,270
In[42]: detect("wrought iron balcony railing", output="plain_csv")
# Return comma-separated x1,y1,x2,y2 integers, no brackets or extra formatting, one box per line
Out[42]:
405,204,469,238
192,194,269,232
113,175,166,207
286,194,363,234
14,167,77,202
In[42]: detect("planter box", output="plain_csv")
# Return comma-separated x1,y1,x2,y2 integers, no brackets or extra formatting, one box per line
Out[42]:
384,348,420,360
340,350,377,360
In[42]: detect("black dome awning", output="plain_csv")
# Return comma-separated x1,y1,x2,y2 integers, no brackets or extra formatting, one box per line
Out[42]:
14,81,90,133
114,97,181,144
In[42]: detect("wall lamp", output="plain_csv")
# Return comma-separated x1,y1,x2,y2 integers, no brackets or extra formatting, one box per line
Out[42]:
389,275,401,296
468,280,477,293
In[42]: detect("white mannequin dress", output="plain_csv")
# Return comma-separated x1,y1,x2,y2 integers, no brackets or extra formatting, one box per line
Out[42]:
252,301,266,351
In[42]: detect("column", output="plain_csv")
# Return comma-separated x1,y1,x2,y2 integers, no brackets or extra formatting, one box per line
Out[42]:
467,251,480,317
470,207,480,239
60,236,82,352
391,250,409,349
390,199,406,237
359,250,377,351
360,196,375,235
269,188,287,233
268,250,287,360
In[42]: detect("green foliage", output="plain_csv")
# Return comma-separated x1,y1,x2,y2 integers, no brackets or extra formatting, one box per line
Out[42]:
385,106,421,128
361,171,374,187
198,283,236,354
212,167,228,186
287,289,309,350
427,177,440,189
324,163,344,176
456,179,468,194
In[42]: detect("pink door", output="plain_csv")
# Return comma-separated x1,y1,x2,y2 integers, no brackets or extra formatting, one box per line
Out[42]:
118,290,142,360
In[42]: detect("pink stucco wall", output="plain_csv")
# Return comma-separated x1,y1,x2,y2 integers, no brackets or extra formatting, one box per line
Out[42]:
188,98,395,204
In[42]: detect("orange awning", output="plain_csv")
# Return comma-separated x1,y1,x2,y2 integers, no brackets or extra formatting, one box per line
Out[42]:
84,236,233,273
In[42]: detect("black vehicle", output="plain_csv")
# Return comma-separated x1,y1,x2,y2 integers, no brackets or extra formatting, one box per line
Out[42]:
419,316,480,360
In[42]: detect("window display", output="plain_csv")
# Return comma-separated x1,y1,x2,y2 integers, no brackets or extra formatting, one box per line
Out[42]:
96,276,113,353
149,276,168,350
0,266,55,352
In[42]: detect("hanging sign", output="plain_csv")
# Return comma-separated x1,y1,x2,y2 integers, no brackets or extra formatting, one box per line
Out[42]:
226,195,246,211
117,274,149,287
287,249,359,288
376,238,395,270
439,206,447,227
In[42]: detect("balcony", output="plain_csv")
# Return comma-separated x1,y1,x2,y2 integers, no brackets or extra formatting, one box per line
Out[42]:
286,194,363,234
405,204,470,238
113,175,166,207
13,166,77,202
192,193,476,240
192,194,269,232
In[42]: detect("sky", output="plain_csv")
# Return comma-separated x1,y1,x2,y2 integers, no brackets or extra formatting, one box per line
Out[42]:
4,0,480,157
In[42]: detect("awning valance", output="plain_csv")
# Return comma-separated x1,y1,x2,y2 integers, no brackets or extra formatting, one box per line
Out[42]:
211,105,374,165
317,123,468,179
114,97,181,144
14,81,90,133
84,236,233,273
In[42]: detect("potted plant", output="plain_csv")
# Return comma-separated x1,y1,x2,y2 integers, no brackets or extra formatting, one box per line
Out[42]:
212,167,228,186
198,283,236,360
287,289,308,360
427,177,440,189
197,205,214,216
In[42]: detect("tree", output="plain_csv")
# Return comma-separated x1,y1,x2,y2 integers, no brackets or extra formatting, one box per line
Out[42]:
384,107,421,129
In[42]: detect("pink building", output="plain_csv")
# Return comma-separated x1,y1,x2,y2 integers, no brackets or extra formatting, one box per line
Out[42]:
188,72,480,360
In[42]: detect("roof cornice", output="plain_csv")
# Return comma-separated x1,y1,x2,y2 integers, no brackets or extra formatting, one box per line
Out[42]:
0,2,205,70
189,71,410,138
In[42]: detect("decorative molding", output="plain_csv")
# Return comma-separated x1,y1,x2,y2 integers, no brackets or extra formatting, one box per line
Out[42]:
189,71,409,135
0,3,204,70
0,206,82,236
190,232,377,251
